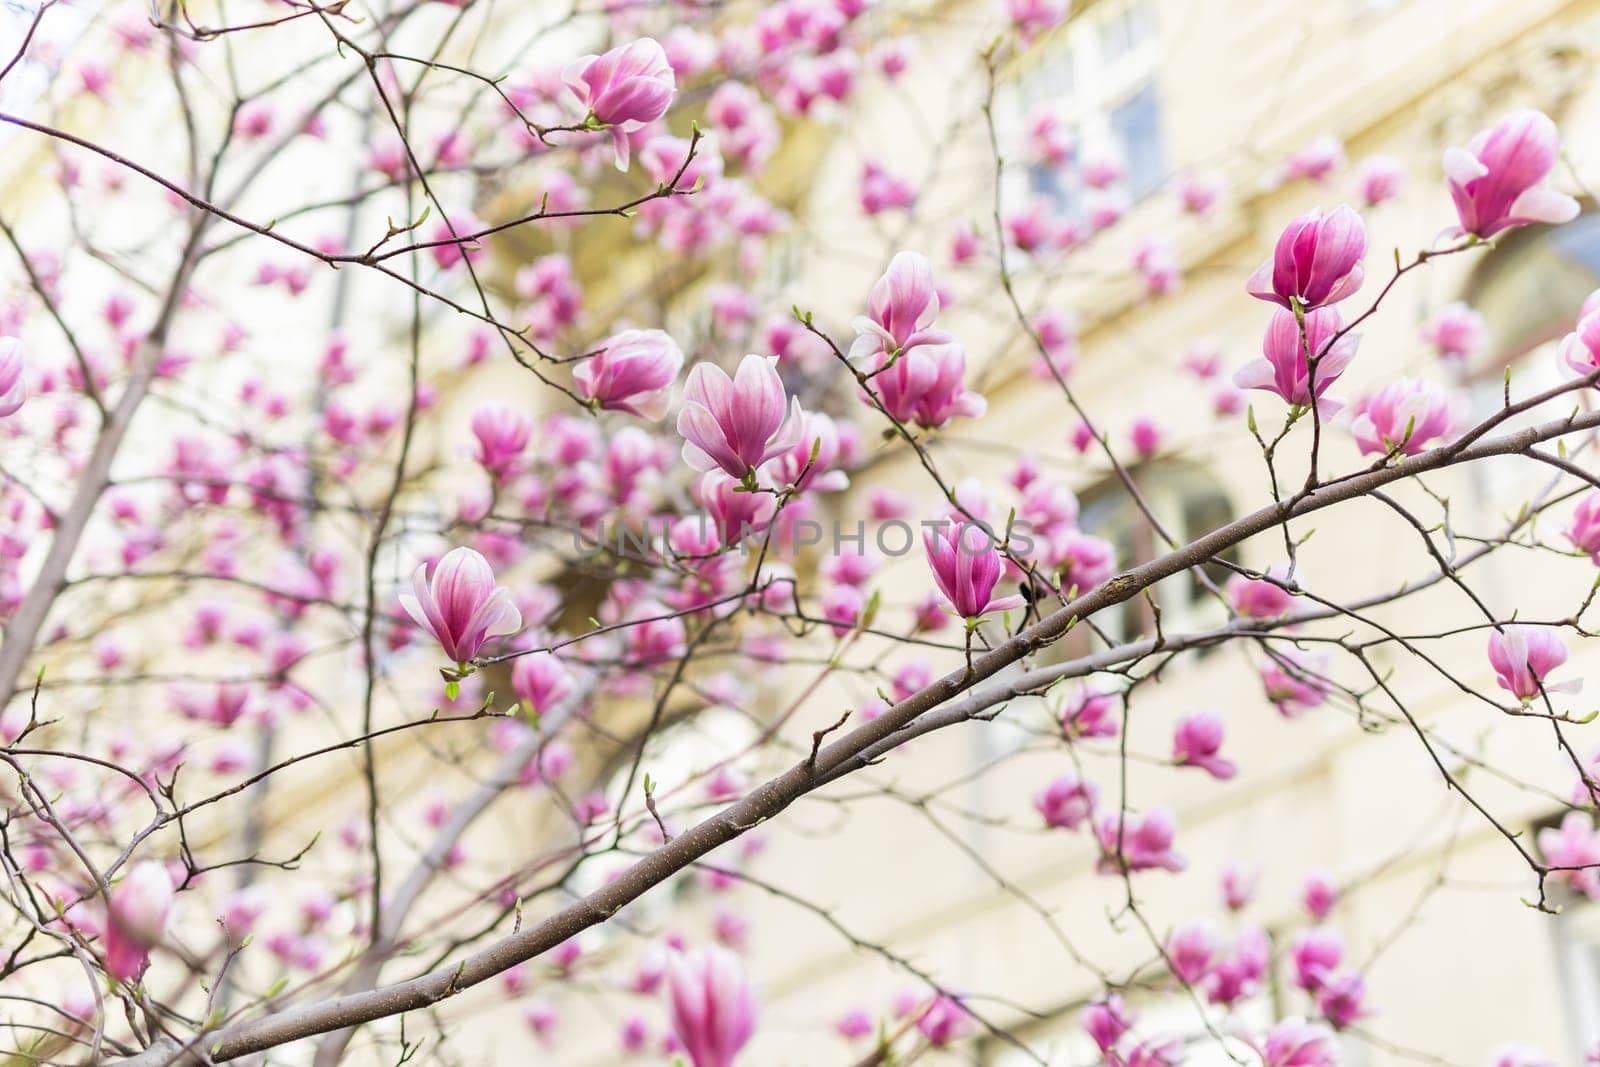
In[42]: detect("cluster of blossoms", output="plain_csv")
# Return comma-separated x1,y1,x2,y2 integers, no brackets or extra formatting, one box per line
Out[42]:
6,0,1600,1062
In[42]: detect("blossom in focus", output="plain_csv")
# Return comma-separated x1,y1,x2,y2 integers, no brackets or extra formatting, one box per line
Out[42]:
1487,625,1578,702
923,522,1025,620
564,38,676,168
1247,206,1366,311
1444,109,1578,239
1234,307,1359,413
399,547,523,663
677,355,804,481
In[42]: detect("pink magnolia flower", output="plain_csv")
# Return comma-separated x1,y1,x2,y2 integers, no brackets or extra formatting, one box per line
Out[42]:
1129,415,1164,458
1133,238,1181,296
1177,172,1221,217
1348,379,1453,457
511,652,575,715
1228,569,1295,618
1568,493,1600,564
1167,920,1219,984
853,251,939,354
835,1009,874,1040
564,38,676,168
1008,0,1067,41
1234,307,1358,413
1260,651,1330,716
1285,135,1345,184
858,160,916,215
1444,110,1579,239
1354,154,1406,207
1081,993,1134,1053
762,411,849,493
1258,1019,1339,1067
470,406,532,481
1292,926,1342,991
104,861,175,981
1538,811,1600,898
697,472,775,547
574,328,684,419
1028,106,1074,168
678,355,803,481
1221,862,1259,911
872,37,913,79
640,133,723,191
1247,206,1366,311
1316,969,1369,1029
1206,926,1270,1006
820,584,865,636
1034,772,1097,830
1062,685,1119,739
923,522,1025,620
1094,808,1186,874
949,221,983,265
1303,871,1339,921
1487,625,1578,702
1490,1046,1556,1067
428,216,485,271
915,996,974,1047
665,947,757,1067
399,547,522,663
0,337,26,417
861,336,986,428
1561,306,1600,381
1172,711,1237,780
1424,302,1487,362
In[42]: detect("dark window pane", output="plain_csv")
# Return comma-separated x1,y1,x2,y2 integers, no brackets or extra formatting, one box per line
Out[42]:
1111,81,1167,201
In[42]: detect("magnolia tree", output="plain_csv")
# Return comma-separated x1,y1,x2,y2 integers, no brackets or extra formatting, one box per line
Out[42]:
1,0,1598,1065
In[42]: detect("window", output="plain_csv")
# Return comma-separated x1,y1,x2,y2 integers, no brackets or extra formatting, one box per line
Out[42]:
1461,210,1600,376
1068,462,1233,652
1456,211,1600,501
1011,0,1168,218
